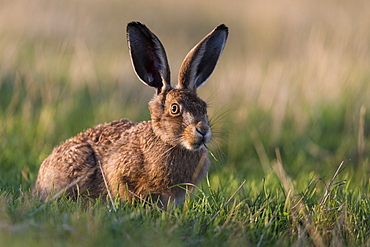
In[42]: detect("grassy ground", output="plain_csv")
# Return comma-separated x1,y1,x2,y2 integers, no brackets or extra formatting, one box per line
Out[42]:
1,0,370,246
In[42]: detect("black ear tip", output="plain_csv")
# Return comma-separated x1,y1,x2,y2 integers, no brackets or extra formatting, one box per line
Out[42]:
216,24,228,33
213,24,229,41
127,21,144,27
126,21,147,34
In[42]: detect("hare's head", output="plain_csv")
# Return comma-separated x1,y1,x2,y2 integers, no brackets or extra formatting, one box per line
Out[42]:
127,22,228,150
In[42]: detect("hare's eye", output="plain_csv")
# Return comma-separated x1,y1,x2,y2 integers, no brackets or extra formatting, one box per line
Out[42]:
170,103,181,115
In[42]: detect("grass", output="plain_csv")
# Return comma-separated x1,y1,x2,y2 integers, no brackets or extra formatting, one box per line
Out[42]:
1,0,370,246
0,170,369,246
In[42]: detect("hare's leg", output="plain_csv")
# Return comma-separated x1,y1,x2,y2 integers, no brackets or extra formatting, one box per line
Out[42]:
34,142,104,199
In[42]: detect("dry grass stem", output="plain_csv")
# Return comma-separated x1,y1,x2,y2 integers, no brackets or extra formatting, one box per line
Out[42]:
250,130,271,174
192,151,208,183
319,161,345,206
273,147,295,195
98,160,116,212
221,199,237,228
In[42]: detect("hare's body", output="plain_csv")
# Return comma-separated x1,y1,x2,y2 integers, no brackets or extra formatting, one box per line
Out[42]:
36,118,209,204
34,22,228,205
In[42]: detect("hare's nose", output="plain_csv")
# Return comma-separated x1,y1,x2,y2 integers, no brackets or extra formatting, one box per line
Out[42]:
196,122,209,136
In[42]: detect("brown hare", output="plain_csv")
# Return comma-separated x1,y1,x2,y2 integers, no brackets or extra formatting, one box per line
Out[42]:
34,21,228,206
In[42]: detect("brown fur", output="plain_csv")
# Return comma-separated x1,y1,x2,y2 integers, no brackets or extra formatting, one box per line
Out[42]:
34,22,228,206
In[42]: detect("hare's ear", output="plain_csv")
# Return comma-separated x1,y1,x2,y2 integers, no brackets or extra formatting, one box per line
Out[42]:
127,22,171,94
178,24,228,91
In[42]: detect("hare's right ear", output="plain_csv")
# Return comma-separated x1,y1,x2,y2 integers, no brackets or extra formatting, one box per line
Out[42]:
178,24,228,91
127,22,171,94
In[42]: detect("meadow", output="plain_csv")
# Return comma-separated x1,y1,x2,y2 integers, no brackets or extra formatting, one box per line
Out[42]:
0,0,369,246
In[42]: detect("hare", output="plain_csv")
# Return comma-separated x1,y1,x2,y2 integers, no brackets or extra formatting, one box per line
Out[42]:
34,21,228,206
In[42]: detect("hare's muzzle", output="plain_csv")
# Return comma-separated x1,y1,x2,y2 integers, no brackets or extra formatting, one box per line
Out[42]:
192,121,211,148
181,120,211,150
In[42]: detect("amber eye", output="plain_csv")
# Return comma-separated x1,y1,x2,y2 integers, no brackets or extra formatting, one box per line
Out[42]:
170,103,181,115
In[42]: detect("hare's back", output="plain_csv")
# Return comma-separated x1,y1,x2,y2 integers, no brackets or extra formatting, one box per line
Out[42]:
79,118,137,146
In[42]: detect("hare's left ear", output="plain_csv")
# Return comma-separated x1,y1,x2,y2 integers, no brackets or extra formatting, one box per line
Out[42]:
127,22,171,94
178,24,228,91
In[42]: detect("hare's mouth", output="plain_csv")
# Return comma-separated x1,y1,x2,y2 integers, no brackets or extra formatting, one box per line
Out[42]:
183,142,205,151
183,130,211,151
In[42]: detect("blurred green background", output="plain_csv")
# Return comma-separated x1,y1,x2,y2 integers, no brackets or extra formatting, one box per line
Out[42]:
1,0,369,191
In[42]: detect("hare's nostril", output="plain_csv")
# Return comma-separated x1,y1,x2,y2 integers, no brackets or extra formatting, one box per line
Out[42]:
196,128,206,136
